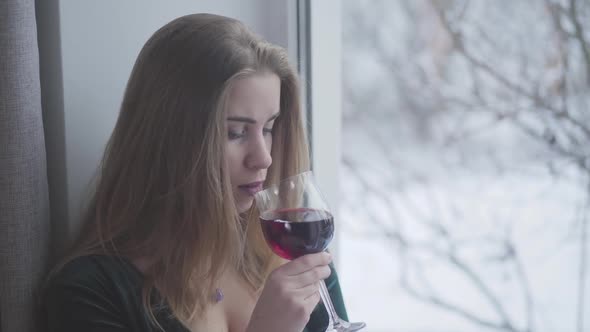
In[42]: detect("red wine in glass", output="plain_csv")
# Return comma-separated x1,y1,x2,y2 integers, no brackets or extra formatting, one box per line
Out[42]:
260,208,334,260
255,171,366,332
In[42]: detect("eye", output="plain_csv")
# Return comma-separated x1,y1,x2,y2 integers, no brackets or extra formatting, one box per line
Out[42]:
228,128,247,140
263,127,273,136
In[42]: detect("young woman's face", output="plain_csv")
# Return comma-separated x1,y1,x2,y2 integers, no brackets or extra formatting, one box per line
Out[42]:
225,72,280,213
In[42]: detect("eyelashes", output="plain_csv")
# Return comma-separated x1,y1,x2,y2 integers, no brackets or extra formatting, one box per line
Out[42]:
228,129,246,140
228,127,273,140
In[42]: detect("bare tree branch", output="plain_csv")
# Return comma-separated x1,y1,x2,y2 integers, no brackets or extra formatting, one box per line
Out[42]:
401,257,523,332
441,241,517,329
342,1,589,331
568,0,590,85
432,3,590,141
512,243,535,332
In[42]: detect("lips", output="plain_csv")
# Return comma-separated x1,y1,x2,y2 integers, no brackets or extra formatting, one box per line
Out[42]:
238,181,264,196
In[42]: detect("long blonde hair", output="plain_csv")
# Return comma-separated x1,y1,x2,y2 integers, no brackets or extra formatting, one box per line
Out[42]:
52,13,309,329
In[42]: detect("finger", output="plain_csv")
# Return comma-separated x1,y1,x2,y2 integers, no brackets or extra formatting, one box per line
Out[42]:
281,252,332,275
304,288,321,306
289,265,331,289
297,281,321,299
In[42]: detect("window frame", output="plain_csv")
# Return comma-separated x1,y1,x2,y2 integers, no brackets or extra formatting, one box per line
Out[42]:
297,0,343,260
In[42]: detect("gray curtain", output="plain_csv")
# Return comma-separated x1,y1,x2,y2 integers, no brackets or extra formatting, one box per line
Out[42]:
0,0,51,331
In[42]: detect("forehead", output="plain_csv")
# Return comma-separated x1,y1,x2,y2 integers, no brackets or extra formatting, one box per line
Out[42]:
226,72,281,118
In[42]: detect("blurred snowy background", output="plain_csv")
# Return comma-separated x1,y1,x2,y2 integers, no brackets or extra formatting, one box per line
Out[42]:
337,1,590,331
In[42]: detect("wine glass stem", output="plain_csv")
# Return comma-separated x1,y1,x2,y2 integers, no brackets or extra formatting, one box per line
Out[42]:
318,280,340,329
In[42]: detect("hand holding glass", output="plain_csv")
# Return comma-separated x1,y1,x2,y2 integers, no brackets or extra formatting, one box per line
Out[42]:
255,171,366,332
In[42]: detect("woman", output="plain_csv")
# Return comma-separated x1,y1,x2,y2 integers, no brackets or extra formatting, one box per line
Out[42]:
42,13,349,332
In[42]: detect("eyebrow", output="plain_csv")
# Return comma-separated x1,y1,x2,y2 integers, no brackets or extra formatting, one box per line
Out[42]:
227,112,280,124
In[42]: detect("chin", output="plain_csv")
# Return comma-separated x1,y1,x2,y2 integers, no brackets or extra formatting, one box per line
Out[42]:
237,199,254,214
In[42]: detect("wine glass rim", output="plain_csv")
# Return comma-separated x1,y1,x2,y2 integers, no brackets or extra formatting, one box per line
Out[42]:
262,170,314,190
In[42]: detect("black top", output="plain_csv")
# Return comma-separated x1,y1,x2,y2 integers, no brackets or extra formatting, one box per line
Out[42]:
43,255,349,332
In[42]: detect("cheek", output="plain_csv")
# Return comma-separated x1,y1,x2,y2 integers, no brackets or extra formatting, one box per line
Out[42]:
225,146,243,186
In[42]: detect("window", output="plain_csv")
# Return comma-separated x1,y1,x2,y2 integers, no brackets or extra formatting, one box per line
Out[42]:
310,1,590,331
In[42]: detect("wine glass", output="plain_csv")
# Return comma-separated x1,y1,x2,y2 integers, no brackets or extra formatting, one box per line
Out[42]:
255,171,366,332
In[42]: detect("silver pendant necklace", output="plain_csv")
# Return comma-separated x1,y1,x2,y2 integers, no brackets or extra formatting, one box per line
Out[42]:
214,287,224,302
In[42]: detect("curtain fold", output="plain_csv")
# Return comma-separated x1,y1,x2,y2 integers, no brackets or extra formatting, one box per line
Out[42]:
0,0,51,331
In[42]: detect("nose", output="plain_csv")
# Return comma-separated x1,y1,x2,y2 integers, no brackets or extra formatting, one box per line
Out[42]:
245,134,272,170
